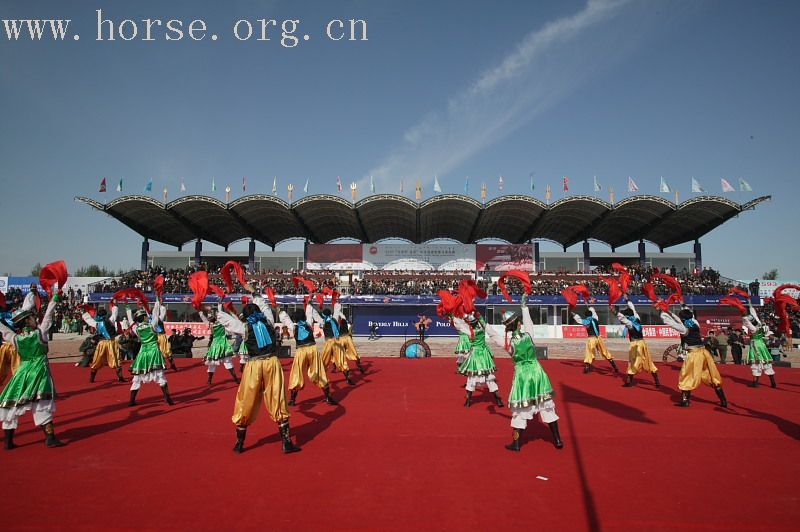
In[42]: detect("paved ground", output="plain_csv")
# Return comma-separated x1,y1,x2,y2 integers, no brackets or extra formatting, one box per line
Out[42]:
47,333,799,366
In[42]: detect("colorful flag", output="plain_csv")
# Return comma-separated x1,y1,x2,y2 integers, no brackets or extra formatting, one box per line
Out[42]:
144,178,152,192
627,176,638,192
242,177,247,192
350,182,358,201
691,177,704,193
563,176,569,192
370,175,375,194
163,187,168,202
415,180,422,200
609,187,615,204
116,178,123,192
593,176,600,192
211,177,216,192
659,176,671,193
180,179,185,192
272,177,277,195
288,183,294,201
337,176,342,192
433,175,442,193
464,176,469,195
99,178,106,192
721,178,735,192
481,183,487,201
303,179,309,193
545,184,552,202
498,175,504,191
529,173,535,192
738,178,752,192
225,185,231,202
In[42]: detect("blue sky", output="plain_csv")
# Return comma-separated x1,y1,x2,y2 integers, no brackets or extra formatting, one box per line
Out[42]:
0,0,798,280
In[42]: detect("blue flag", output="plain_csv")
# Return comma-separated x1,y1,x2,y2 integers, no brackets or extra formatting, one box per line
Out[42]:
144,178,153,192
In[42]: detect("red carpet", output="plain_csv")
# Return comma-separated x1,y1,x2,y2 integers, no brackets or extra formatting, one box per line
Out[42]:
2,356,799,531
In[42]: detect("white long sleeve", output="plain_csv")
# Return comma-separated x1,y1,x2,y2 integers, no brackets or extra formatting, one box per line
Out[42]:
309,304,324,326
451,317,472,337
159,301,167,321
110,304,119,323
126,307,134,326
0,321,14,344
333,302,345,321
521,306,536,338
217,310,246,337
484,323,506,349
38,299,58,342
572,313,583,325
627,300,640,320
660,311,687,335
198,310,209,324
82,312,98,329
617,312,633,329
748,305,761,326
278,310,295,330
21,291,36,312
742,316,757,334
589,306,599,321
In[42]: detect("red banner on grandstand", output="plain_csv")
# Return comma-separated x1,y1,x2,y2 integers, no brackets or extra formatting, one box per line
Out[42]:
562,325,608,338
306,244,364,269
641,326,680,339
164,322,211,337
476,244,533,271
694,308,744,336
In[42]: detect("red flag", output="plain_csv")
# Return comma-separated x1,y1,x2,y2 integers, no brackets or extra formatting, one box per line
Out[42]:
563,176,569,192
337,176,342,192
497,270,532,302
561,288,578,309
728,287,750,300
153,274,164,298
611,263,631,294
208,284,225,299
292,276,318,294
220,261,251,293
39,260,69,297
78,303,96,318
774,284,800,300
437,290,465,318
112,288,150,313
188,271,209,310
458,279,487,314
719,296,746,315
566,284,591,300
598,277,622,307
262,288,277,309
651,273,683,301
321,287,340,308
642,282,670,312
99,178,107,192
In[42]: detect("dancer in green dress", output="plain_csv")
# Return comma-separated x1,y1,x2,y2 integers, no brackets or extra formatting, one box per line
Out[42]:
199,305,239,385
128,308,175,406
490,295,563,451
0,293,65,449
454,313,503,407
743,304,777,388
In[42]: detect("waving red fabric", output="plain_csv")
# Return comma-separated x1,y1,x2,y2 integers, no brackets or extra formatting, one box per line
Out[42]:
188,271,209,310
611,263,631,294
221,261,251,293
153,275,164,298
39,260,69,297
598,277,623,306
497,270,532,302
112,288,150,313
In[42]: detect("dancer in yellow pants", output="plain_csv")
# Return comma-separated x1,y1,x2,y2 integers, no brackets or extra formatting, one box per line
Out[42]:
616,300,659,388
82,305,126,383
572,307,618,374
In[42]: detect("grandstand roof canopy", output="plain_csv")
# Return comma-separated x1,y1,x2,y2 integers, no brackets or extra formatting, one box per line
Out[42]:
76,193,770,250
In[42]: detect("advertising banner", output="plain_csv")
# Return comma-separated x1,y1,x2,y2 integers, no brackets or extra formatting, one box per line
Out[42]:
476,244,533,271
305,244,363,270
641,325,681,339
362,244,475,270
562,325,609,338
752,279,800,299
0,277,7,293
694,308,744,336
352,305,454,336
164,322,211,338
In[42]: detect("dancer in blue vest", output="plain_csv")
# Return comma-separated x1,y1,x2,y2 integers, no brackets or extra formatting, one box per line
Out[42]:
616,300,660,387
572,306,619,374
82,304,126,383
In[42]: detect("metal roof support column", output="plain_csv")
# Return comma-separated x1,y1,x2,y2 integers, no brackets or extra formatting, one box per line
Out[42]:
248,239,256,272
582,240,591,273
693,239,702,272
194,239,202,267
140,238,149,272
533,240,541,273
638,240,646,267
303,239,309,268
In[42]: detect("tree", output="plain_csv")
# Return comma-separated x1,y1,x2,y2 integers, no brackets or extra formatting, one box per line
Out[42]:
30,262,42,276
762,269,779,280
75,265,115,277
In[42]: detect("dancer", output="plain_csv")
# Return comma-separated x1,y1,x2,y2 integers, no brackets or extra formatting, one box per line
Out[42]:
488,295,562,451
153,297,178,372
743,305,777,388
320,307,354,385
82,304,126,383
198,304,239,385
127,307,175,406
0,292,65,449
334,304,366,374
573,306,618,374
661,306,727,407
230,302,301,454
616,300,660,387
278,302,337,406
0,307,20,385
454,312,503,407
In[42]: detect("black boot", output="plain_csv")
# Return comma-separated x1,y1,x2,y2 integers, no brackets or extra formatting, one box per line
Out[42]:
279,422,301,454
42,422,65,448
748,377,759,388
464,390,473,407
207,372,214,385
4,429,16,450
549,421,564,449
622,374,634,387
493,391,504,407
89,369,97,383
344,371,355,386
583,363,592,374
323,386,338,405
288,389,298,406
609,359,620,373
652,372,660,388
715,387,728,408
228,368,240,384
676,390,691,407
169,357,178,372
233,426,246,454
128,389,139,406
505,429,522,452
116,367,127,382
161,384,175,405
769,375,777,388
357,361,366,374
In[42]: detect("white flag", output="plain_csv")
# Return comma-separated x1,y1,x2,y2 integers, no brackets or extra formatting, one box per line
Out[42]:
433,175,442,193
498,175,504,191
659,176,671,193
627,176,639,192
272,177,277,195
738,178,752,192
721,178,735,193
303,179,309,193
180,179,186,192
370,175,375,193
691,177,704,193
593,176,601,192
